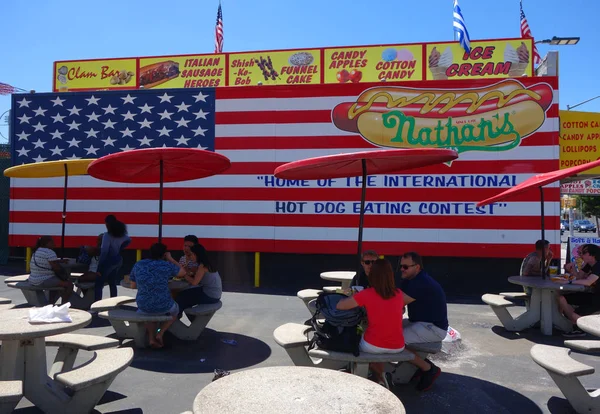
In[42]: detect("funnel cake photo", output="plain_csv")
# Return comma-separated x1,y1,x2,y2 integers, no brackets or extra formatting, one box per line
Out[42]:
505,42,530,77
428,47,452,80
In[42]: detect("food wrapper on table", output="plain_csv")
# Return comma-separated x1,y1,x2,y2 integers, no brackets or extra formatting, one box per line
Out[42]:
28,303,72,323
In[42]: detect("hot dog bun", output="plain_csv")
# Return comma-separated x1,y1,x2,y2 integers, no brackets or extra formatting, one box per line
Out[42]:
355,100,546,148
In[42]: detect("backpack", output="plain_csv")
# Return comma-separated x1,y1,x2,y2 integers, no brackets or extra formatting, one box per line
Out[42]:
306,293,365,357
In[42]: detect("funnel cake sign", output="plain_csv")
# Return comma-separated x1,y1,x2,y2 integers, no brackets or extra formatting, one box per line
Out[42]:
332,79,553,154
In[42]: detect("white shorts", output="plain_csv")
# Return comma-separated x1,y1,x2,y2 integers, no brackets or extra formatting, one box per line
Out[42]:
359,336,405,354
402,320,447,345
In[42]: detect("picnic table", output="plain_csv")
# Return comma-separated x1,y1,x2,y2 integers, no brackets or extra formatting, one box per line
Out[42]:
0,308,91,410
192,366,404,414
320,271,356,290
507,276,587,335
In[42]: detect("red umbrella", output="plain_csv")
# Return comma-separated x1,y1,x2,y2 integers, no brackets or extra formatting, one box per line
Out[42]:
477,159,600,278
274,148,458,263
88,148,231,243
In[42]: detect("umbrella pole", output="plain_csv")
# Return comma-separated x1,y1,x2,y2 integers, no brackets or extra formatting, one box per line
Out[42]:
357,159,367,267
61,164,68,259
159,159,164,244
540,186,546,280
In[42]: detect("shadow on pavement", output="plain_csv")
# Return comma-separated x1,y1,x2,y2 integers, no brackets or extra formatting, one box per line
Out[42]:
547,396,577,413
394,372,543,414
490,325,591,346
128,328,271,374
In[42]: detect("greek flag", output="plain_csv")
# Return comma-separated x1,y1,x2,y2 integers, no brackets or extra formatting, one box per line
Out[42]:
453,0,471,53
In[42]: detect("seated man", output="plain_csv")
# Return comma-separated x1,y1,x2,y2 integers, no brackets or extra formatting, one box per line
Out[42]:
559,243,600,337
398,252,448,344
130,243,187,348
521,240,553,276
398,252,448,391
348,250,378,291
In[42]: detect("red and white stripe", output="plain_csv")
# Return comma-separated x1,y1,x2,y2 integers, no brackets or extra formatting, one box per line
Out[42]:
9,78,560,258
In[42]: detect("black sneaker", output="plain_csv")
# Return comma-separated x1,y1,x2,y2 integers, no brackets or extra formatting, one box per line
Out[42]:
562,329,586,338
416,362,441,392
410,358,431,382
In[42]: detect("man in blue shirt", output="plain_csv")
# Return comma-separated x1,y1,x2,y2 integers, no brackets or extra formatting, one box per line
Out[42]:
398,251,449,391
130,243,186,348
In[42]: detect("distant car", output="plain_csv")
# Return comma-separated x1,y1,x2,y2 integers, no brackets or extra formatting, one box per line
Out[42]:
574,220,597,233
561,220,569,234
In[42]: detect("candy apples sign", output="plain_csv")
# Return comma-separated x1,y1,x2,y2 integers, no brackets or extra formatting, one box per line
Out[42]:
332,79,553,154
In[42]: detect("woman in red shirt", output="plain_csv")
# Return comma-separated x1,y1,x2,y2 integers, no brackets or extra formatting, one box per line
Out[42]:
337,259,433,389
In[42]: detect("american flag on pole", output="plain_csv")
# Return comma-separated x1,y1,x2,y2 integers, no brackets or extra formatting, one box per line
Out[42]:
215,2,224,54
453,0,471,53
0,83,18,96
520,0,542,65
9,79,560,258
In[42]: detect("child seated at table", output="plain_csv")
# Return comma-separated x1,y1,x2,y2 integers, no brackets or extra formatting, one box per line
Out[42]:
77,234,103,282
336,259,441,391
129,243,187,348
28,236,74,304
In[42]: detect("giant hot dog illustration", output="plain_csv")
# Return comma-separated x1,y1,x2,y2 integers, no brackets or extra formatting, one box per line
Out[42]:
332,79,553,152
139,60,180,89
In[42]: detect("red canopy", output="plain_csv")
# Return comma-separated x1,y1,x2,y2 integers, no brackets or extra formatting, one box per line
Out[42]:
274,148,458,180
477,159,600,207
88,148,231,184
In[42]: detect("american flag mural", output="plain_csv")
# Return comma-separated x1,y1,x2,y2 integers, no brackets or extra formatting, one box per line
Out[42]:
9,78,560,258
214,2,224,54
520,0,542,65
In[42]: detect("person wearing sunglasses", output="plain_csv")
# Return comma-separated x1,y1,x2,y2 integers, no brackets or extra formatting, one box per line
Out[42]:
558,244,600,337
397,252,447,391
348,250,379,291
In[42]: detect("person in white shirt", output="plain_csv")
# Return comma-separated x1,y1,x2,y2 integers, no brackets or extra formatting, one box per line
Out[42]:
28,236,73,304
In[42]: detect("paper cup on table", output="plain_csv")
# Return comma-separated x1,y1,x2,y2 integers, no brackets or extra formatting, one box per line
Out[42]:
549,266,558,276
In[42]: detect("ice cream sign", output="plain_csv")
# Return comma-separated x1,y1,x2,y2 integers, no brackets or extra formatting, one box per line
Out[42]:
332,78,553,155
426,39,534,80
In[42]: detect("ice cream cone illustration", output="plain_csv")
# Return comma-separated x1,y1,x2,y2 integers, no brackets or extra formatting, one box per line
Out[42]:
428,47,453,80
506,42,530,77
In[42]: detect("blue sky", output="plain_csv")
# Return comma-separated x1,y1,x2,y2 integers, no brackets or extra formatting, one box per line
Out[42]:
0,0,596,142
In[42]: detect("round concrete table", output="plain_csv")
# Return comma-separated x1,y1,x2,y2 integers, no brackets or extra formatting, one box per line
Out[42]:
0,308,92,409
320,271,356,290
577,315,600,337
193,366,404,414
507,276,588,335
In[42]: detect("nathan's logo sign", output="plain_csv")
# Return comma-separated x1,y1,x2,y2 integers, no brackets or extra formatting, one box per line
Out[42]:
331,79,553,153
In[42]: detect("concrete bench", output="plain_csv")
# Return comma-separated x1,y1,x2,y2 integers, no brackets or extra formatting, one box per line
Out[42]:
52,348,133,414
297,289,322,315
99,309,173,348
169,301,223,341
3,274,29,284
271,323,355,371
564,340,600,353
308,347,415,378
90,296,136,312
531,344,599,413
0,298,10,305
482,293,533,332
46,333,120,376
0,380,22,414
7,281,64,307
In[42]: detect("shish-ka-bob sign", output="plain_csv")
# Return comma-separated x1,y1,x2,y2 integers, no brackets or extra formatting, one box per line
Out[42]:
332,79,553,155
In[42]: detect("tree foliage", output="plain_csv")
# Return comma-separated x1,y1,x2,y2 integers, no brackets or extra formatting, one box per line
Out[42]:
579,196,600,218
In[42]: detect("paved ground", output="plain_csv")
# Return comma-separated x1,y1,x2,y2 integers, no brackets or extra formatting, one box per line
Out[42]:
2,273,599,413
